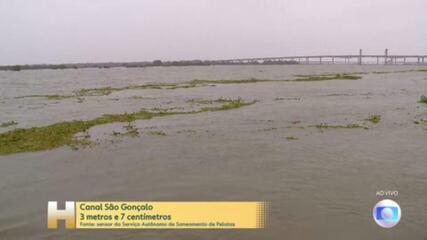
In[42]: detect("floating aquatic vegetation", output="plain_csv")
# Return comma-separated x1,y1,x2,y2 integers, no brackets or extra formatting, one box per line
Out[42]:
16,75,364,101
0,99,256,155
16,79,267,100
419,95,427,104
414,118,427,125
313,123,366,129
294,74,361,81
15,94,74,100
112,124,139,137
147,131,167,136
0,121,18,128
186,98,237,104
366,115,381,124
286,136,298,140
257,127,277,132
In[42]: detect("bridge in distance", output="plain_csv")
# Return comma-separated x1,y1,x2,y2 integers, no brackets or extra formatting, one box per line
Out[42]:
217,49,427,65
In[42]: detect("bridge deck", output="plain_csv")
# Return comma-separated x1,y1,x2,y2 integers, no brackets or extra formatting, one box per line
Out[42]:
218,53,427,65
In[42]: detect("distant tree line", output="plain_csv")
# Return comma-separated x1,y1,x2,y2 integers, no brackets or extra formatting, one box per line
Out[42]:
0,59,299,71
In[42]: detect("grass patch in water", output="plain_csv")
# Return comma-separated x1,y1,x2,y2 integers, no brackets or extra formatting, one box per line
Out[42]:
372,71,389,74
17,75,362,101
0,99,255,155
112,124,139,137
274,97,301,101
294,74,361,81
257,127,277,132
414,118,427,125
70,131,93,150
313,123,366,129
74,80,265,97
419,95,427,104
17,79,267,100
46,95,73,100
199,99,256,112
0,121,18,128
366,115,381,124
129,96,156,100
286,136,298,140
147,131,167,136
186,98,237,105
16,73,365,101
176,129,197,134
15,94,74,100
189,78,267,85
372,70,418,74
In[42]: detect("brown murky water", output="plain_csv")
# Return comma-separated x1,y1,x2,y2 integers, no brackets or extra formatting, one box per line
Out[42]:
0,65,426,239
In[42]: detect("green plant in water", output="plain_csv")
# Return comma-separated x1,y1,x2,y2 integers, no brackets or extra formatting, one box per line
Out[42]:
15,94,74,100
414,118,427,125
70,131,93,150
130,96,155,100
147,131,167,136
366,115,381,124
17,79,269,100
189,78,266,85
0,121,18,128
313,123,365,129
186,98,236,105
286,136,298,140
200,100,254,112
123,124,139,137
294,74,361,81
0,99,255,155
112,124,139,137
17,75,362,101
419,95,427,104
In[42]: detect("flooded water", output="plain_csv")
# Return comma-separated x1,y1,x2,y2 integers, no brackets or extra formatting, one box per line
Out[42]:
0,65,426,239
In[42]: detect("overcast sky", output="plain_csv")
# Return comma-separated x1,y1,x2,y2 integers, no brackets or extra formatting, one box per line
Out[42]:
0,0,426,65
